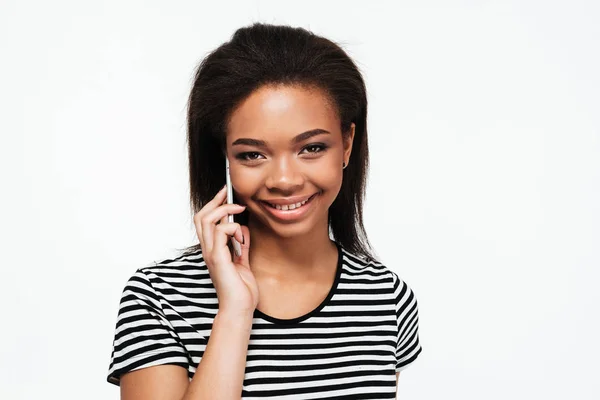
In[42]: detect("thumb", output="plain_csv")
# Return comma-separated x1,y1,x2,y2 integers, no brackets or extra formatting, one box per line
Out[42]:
239,225,251,267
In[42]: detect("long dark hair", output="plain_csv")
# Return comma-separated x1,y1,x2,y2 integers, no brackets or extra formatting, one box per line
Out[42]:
179,22,378,262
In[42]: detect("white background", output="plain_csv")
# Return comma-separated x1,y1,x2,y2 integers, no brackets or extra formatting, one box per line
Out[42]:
1,0,598,399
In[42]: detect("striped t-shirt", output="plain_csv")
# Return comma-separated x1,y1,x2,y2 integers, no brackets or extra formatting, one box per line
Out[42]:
107,241,423,398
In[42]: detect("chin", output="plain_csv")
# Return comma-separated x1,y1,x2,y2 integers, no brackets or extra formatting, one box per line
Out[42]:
271,221,318,238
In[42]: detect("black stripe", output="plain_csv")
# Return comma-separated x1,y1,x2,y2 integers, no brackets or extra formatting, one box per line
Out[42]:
107,241,422,396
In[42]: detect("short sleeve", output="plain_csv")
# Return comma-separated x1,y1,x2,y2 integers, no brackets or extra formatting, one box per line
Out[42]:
391,271,423,372
106,269,189,386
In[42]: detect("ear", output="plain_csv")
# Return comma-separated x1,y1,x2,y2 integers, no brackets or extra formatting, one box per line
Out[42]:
343,122,356,164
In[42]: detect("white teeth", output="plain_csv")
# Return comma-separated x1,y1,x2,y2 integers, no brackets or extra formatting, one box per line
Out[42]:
269,197,311,210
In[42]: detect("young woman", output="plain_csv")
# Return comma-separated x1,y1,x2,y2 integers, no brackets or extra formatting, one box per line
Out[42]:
107,23,423,399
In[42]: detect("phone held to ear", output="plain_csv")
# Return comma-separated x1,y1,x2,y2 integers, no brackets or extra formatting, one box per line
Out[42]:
226,157,243,257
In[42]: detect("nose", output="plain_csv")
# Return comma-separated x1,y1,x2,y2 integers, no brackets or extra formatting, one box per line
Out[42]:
264,156,304,193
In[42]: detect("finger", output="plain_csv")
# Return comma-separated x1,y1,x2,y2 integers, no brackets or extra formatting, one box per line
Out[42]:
195,186,228,222
238,225,251,267
229,226,245,260
213,222,242,261
201,203,246,254
204,203,246,226
193,186,227,249
193,212,206,252
219,214,229,253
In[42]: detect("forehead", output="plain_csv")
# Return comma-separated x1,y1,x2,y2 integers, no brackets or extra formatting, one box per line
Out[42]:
226,84,340,141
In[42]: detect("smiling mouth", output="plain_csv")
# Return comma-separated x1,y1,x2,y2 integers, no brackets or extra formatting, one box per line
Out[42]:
261,193,318,211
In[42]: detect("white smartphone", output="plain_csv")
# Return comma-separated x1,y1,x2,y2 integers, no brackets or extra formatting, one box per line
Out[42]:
225,157,242,257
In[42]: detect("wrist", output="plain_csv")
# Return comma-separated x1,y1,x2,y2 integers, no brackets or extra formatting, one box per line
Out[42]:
216,309,255,325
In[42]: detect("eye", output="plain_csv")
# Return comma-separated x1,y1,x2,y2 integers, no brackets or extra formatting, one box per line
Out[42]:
236,152,264,162
301,143,328,154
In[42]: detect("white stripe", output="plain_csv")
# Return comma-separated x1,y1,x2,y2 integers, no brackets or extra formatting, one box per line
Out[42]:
107,245,422,396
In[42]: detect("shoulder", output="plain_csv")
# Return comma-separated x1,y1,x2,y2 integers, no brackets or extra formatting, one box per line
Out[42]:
119,247,211,301
138,247,209,282
338,246,416,297
143,247,207,272
338,246,397,287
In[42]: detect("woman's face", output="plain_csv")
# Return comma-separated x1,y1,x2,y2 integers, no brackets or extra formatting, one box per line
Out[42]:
226,84,355,239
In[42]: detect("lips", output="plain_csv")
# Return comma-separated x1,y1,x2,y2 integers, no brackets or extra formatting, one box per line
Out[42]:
262,193,317,210
258,193,319,221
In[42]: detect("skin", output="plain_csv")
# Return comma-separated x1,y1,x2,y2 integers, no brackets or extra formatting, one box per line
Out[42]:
226,84,353,286
120,369,400,399
225,83,354,318
120,84,403,398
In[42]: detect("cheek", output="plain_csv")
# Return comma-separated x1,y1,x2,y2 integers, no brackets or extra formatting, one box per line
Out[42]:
231,171,257,200
313,166,342,189
305,163,344,202
312,155,343,185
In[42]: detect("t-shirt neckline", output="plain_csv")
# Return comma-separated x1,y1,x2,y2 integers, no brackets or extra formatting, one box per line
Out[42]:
252,241,343,325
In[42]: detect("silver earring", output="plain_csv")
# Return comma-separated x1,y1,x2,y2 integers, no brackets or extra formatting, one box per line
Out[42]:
342,161,347,169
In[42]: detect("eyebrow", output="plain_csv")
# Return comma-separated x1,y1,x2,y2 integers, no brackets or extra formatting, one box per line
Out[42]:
231,128,330,148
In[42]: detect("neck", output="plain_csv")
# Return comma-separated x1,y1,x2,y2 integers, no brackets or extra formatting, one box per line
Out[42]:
247,215,337,281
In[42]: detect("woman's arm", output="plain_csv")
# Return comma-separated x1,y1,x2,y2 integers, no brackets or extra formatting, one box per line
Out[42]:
120,311,254,400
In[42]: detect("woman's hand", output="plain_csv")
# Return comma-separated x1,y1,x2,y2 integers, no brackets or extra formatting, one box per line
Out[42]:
193,186,259,317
